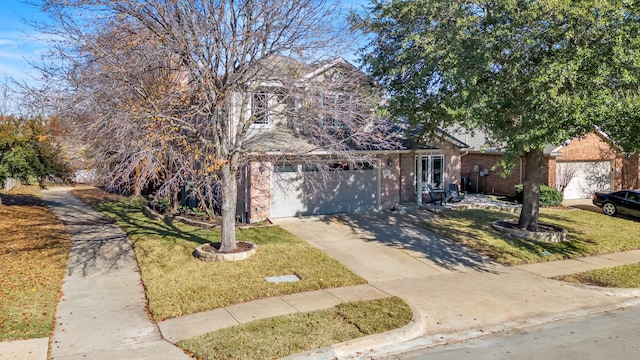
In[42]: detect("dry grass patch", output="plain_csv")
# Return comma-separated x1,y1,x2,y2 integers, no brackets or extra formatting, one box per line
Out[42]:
555,263,640,288
420,208,640,265
178,297,412,360
71,186,124,206
72,188,367,321
0,186,71,340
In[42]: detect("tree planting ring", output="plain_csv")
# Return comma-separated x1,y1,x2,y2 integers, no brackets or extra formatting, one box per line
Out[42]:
491,220,567,243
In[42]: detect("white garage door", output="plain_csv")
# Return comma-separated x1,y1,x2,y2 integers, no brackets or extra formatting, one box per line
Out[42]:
270,164,379,218
557,161,612,200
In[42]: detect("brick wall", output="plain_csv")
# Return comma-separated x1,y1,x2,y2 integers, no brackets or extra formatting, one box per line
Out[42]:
461,153,524,196
552,132,633,191
248,161,271,222
380,154,401,209
557,132,617,161
461,132,639,196
399,142,462,203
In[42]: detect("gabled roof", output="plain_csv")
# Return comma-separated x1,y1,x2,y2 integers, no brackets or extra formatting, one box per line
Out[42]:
450,127,587,156
549,125,625,156
300,57,358,81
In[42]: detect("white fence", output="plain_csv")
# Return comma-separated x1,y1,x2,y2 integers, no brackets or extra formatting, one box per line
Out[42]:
3,178,20,191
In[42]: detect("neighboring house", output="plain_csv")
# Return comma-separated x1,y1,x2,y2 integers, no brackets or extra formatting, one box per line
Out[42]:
453,128,640,200
233,57,469,222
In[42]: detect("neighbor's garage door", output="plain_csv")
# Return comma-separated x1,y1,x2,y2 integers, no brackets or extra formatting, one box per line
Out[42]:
270,164,379,218
557,161,612,199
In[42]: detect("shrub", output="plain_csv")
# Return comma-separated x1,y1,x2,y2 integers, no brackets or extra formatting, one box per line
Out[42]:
515,184,563,207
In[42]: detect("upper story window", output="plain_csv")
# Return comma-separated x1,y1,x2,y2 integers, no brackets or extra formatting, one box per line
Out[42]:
252,92,269,125
319,93,352,129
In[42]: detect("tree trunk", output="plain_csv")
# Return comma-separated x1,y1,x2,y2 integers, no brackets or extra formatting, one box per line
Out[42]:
518,149,544,231
170,189,180,214
219,161,238,252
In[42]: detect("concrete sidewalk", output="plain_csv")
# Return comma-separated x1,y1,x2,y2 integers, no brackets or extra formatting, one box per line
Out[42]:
36,188,189,360
3,194,640,360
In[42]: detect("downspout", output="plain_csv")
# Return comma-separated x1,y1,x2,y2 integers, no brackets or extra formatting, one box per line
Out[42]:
244,165,249,223
416,153,423,206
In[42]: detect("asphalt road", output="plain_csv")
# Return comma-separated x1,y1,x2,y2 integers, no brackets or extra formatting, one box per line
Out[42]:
382,304,640,360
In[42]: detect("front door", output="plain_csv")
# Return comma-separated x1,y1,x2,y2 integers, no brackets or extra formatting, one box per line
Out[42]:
416,155,445,193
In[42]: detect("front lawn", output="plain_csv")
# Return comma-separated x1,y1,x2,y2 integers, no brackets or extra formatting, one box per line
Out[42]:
555,263,640,288
0,186,72,341
178,297,412,360
71,188,367,321
420,207,640,265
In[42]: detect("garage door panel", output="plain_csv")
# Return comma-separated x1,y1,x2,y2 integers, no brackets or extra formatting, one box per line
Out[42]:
558,161,611,200
270,171,305,218
271,168,378,218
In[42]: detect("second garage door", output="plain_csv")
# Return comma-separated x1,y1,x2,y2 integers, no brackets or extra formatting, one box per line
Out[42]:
557,161,612,199
270,164,379,218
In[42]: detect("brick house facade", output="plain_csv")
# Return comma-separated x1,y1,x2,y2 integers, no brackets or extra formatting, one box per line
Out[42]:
459,130,639,198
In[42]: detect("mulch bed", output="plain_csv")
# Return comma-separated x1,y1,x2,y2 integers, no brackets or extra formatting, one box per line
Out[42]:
201,241,255,254
494,220,564,233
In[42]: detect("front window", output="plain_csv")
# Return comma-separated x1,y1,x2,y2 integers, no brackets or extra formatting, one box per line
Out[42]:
251,92,269,125
318,93,352,129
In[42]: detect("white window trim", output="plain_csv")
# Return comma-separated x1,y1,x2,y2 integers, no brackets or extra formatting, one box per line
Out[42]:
250,91,270,128
415,154,445,193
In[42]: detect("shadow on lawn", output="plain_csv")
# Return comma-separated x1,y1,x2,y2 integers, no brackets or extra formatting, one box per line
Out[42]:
0,192,44,206
97,203,213,246
0,192,71,258
421,208,596,265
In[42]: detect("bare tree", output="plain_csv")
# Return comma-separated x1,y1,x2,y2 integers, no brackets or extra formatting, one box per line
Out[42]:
36,0,399,252
555,162,579,193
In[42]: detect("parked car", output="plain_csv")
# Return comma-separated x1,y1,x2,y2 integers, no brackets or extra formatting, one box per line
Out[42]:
592,190,640,218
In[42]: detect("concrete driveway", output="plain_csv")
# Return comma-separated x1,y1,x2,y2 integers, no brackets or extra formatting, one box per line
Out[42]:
276,209,502,283
562,198,602,214
276,209,636,358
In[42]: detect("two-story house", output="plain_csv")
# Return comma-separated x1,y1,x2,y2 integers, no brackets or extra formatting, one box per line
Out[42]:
231,57,469,222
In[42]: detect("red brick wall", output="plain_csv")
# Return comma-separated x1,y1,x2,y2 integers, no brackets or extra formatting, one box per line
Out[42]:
622,154,640,189
462,132,639,196
248,162,271,222
557,133,617,161
399,153,416,202
552,132,631,191
461,153,524,196
398,144,461,203
380,154,401,209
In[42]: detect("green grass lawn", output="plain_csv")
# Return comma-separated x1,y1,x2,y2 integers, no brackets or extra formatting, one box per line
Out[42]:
72,188,366,321
555,263,640,288
420,207,640,265
178,297,412,360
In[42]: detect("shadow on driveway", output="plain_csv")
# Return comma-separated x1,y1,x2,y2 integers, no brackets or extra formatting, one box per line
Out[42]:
330,210,500,274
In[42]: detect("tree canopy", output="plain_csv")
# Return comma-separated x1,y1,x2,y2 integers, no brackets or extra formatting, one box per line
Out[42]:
0,116,68,187
355,0,640,230
37,0,396,251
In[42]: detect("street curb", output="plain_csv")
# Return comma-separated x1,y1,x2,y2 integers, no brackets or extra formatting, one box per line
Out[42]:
333,301,426,359
347,297,640,359
559,281,640,298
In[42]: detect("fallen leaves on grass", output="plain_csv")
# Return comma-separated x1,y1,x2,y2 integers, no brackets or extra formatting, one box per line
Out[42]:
0,187,72,341
71,187,124,206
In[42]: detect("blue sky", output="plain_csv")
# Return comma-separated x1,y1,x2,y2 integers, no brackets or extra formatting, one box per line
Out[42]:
0,0,370,84
0,0,50,83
